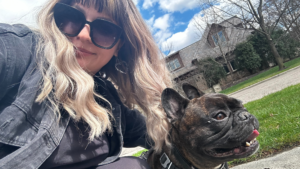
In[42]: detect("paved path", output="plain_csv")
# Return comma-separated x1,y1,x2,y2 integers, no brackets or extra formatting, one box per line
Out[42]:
231,147,300,169
228,65,300,104
121,65,300,168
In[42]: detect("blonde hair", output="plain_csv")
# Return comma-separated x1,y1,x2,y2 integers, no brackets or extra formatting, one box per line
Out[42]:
36,0,172,152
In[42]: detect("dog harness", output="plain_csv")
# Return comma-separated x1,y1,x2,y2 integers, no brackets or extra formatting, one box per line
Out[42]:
159,147,229,169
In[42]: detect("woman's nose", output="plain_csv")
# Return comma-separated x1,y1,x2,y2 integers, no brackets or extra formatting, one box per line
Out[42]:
76,24,92,42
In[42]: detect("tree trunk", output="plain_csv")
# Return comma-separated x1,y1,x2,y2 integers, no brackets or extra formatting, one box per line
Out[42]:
266,37,285,70
219,46,235,82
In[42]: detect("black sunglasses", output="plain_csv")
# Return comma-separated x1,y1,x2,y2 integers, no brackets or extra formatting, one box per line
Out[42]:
53,3,123,49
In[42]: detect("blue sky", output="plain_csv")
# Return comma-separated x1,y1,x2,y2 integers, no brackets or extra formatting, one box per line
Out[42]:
135,0,205,54
0,0,209,55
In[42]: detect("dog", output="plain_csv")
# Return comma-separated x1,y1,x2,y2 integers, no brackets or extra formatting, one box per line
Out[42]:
147,83,259,169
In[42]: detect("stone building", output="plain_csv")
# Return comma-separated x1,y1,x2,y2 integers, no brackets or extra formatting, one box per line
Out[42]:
165,16,254,95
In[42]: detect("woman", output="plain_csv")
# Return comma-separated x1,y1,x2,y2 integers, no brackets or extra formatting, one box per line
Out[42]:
0,0,172,168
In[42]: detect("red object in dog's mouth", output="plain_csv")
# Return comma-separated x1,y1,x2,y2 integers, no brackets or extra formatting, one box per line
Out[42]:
233,129,259,154
246,129,259,142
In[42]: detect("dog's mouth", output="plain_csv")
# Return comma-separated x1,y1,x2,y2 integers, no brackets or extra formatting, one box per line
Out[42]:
205,129,260,158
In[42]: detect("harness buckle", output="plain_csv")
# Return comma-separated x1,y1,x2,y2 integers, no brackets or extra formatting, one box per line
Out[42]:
160,153,171,168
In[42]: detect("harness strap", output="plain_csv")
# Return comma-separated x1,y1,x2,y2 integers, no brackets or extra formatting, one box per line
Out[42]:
159,150,229,169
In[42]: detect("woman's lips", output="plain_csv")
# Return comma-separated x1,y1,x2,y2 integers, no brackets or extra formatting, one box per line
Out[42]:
76,47,95,57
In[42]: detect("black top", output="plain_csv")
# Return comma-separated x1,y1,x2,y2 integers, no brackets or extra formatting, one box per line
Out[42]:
40,120,110,169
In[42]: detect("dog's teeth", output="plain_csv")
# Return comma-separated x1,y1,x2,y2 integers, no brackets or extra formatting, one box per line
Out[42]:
245,142,250,147
250,140,253,144
254,138,257,141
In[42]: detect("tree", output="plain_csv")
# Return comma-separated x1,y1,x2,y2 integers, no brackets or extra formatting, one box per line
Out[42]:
248,28,300,68
248,31,271,69
265,0,300,41
235,41,261,73
163,42,174,56
197,0,300,70
195,58,227,87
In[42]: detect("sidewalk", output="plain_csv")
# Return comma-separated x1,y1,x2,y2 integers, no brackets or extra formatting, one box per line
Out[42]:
228,65,300,104
231,147,300,169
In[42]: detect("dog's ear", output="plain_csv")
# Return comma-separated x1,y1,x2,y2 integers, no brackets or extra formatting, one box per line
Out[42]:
161,88,189,121
182,83,205,100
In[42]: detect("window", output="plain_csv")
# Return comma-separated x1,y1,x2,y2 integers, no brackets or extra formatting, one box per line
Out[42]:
212,31,226,46
223,60,237,74
167,59,181,71
223,65,230,74
230,60,237,71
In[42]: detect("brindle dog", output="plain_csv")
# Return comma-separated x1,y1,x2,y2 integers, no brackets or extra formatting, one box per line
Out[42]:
147,83,259,169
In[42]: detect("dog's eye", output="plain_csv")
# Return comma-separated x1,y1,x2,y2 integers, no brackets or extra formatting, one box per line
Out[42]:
214,113,226,120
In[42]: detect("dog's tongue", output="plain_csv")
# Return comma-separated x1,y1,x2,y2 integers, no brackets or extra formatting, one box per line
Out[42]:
246,129,259,142
234,130,259,154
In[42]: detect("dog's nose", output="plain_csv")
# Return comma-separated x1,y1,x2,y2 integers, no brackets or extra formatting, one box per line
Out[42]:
238,111,250,121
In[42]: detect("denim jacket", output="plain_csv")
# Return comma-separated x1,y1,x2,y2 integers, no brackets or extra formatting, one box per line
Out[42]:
0,23,151,169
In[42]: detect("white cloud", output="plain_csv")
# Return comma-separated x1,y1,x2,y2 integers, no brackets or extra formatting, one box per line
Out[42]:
0,0,47,27
175,22,186,27
159,0,200,12
145,14,173,48
145,15,155,32
161,12,203,54
154,29,172,45
153,14,170,31
132,0,139,5
142,0,200,12
142,0,159,9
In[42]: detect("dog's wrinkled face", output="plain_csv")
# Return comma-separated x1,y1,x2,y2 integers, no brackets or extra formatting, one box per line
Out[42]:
161,84,259,165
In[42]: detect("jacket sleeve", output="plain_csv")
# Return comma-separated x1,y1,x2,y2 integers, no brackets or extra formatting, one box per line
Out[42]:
0,23,35,101
121,105,153,149
0,33,7,100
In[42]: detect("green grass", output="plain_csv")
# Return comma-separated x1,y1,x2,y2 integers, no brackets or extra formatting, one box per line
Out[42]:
228,84,300,166
134,84,300,167
132,149,148,157
220,57,300,95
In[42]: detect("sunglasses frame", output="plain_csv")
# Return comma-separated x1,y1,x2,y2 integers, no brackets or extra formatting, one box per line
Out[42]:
53,3,123,49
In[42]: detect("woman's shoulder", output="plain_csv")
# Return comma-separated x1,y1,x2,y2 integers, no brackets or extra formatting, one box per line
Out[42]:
0,23,33,36
0,23,39,94
0,23,38,56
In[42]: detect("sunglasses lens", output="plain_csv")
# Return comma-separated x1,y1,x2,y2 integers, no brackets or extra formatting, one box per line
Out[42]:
92,20,122,48
54,3,84,36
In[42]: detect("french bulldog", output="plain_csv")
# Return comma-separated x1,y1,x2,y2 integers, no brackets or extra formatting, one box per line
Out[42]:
147,83,259,169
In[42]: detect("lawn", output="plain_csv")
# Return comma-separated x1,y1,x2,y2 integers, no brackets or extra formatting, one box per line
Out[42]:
132,149,148,157
220,57,300,95
133,84,300,167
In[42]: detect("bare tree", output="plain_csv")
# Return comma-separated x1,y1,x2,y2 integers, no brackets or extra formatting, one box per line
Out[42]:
163,42,174,56
197,0,300,70
265,0,300,41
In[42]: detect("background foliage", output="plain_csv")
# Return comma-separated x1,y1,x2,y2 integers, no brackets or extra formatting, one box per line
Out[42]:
196,58,227,87
235,42,262,73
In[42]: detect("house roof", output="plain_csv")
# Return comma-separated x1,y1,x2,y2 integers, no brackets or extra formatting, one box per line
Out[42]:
165,16,243,59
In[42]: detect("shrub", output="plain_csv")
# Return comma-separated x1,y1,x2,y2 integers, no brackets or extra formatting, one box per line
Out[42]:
235,42,261,73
